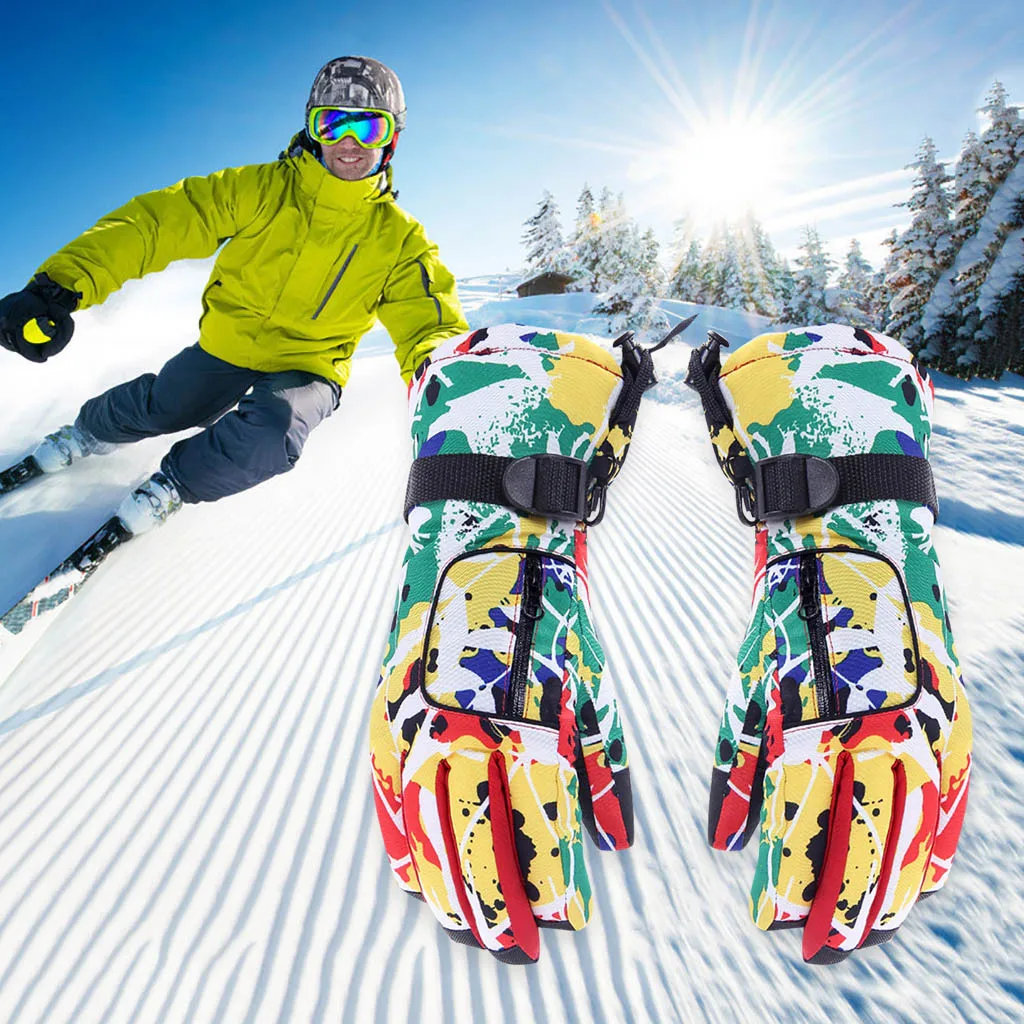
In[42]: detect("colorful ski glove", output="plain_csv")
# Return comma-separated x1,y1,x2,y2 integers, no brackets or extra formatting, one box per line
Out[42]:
0,273,80,363
686,324,972,964
370,323,650,964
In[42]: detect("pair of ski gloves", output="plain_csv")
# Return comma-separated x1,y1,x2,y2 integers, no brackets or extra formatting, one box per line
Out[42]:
369,322,972,965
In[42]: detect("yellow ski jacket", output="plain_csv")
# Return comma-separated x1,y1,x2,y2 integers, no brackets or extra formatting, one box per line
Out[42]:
38,145,468,385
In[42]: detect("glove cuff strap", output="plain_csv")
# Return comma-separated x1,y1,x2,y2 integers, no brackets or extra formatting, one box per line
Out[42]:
733,452,938,523
404,453,599,523
31,273,81,313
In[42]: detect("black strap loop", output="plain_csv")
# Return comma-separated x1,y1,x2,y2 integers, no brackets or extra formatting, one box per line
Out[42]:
685,330,733,434
404,453,591,522
738,452,939,521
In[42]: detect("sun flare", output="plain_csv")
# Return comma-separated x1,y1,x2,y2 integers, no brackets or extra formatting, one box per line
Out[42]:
665,117,797,228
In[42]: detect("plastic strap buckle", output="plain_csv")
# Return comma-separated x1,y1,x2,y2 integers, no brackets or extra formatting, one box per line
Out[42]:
752,454,841,520
501,455,590,521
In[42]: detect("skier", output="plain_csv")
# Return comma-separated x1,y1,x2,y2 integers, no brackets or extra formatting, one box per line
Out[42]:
0,56,467,534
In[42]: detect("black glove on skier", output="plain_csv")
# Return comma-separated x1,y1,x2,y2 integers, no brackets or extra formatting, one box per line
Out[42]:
0,274,80,363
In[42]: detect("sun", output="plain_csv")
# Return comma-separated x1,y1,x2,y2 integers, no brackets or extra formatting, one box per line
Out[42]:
663,116,797,228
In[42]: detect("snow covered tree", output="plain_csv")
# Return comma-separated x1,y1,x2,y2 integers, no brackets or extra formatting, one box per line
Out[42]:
918,84,1024,374
520,190,567,275
732,215,782,318
697,224,729,307
717,227,747,311
886,136,954,350
567,184,604,292
950,130,988,248
869,230,900,331
668,218,704,302
835,238,875,326
668,237,703,302
639,227,665,296
593,188,634,293
952,162,1024,375
774,258,796,324
592,203,667,334
976,203,1024,376
978,81,1024,190
785,225,837,323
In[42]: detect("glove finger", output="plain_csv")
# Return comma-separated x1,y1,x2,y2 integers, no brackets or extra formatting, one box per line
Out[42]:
433,753,539,964
369,690,418,894
923,675,972,894
855,760,911,949
574,601,632,850
801,750,857,963
797,749,930,964
708,684,768,851
505,749,591,930
709,592,773,851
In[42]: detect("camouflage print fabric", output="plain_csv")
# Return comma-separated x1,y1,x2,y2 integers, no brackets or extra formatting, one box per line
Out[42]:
370,324,636,964
693,324,972,965
306,56,407,128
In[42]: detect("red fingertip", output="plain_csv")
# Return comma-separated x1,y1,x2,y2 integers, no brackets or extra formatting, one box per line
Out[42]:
488,753,540,962
803,752,855,961
861,761,907,942
435,760,485,949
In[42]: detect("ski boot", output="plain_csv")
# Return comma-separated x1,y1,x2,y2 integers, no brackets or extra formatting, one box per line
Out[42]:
116,471,183,536
32,422,117,473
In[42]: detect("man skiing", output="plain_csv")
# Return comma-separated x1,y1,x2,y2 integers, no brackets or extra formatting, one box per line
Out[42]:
0,56,467,534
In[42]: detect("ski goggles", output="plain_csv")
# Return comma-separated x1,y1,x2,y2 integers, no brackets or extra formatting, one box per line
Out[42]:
307,107,396,148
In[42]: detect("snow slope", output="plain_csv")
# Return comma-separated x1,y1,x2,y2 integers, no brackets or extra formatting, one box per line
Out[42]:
1,272,1022,1023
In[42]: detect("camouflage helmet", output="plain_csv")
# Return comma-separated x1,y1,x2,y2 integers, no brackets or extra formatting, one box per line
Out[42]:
306,56,407,130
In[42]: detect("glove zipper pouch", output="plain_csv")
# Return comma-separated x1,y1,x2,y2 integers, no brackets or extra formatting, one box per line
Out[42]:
421,546,577,726
764,545,922,727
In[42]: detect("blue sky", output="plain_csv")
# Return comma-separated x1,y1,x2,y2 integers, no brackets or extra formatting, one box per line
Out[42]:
0,0,1021,289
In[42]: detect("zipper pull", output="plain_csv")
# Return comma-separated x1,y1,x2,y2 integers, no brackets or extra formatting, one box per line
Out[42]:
798,555,821,620
523,555,545,622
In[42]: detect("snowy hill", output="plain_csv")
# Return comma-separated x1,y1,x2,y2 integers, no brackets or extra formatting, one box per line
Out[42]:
1,270,1022,1023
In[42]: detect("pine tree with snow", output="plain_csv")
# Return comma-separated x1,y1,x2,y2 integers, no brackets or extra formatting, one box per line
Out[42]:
978,81,1024,189
567,184,604,292
521,190,567,276
774,258,796,324
718,226,748,312
639,227,665,297
835,238,875,326
668,237,704,302
785,225,837,323
869,230,900,331
593,205,667,333
593,189,633,294
668,219,704,302
956,166,1024,376
732,215,782,318
950,130,988,248
886,137,955,351
919,82,1024,372
698,224,729,307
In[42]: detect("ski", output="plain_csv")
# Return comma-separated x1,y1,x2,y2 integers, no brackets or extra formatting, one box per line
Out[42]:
0,454,44,497
0,514,133,687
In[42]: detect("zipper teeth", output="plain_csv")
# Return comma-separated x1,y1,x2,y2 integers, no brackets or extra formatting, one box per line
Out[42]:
800,553,835,719
312,243,358,320
508,554,543,718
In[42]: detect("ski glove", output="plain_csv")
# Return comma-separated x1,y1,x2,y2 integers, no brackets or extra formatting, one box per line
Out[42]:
370,323,649,964
0,273,79,363
686,324,972,964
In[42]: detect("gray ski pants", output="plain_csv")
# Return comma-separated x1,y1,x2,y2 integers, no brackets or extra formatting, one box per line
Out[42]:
77,344,341,504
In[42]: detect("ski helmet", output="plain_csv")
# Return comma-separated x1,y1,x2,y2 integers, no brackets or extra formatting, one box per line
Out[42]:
306,56,406,131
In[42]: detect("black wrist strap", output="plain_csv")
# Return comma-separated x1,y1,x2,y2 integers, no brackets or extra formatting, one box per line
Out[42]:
404,453,595,522
745,452,939,521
